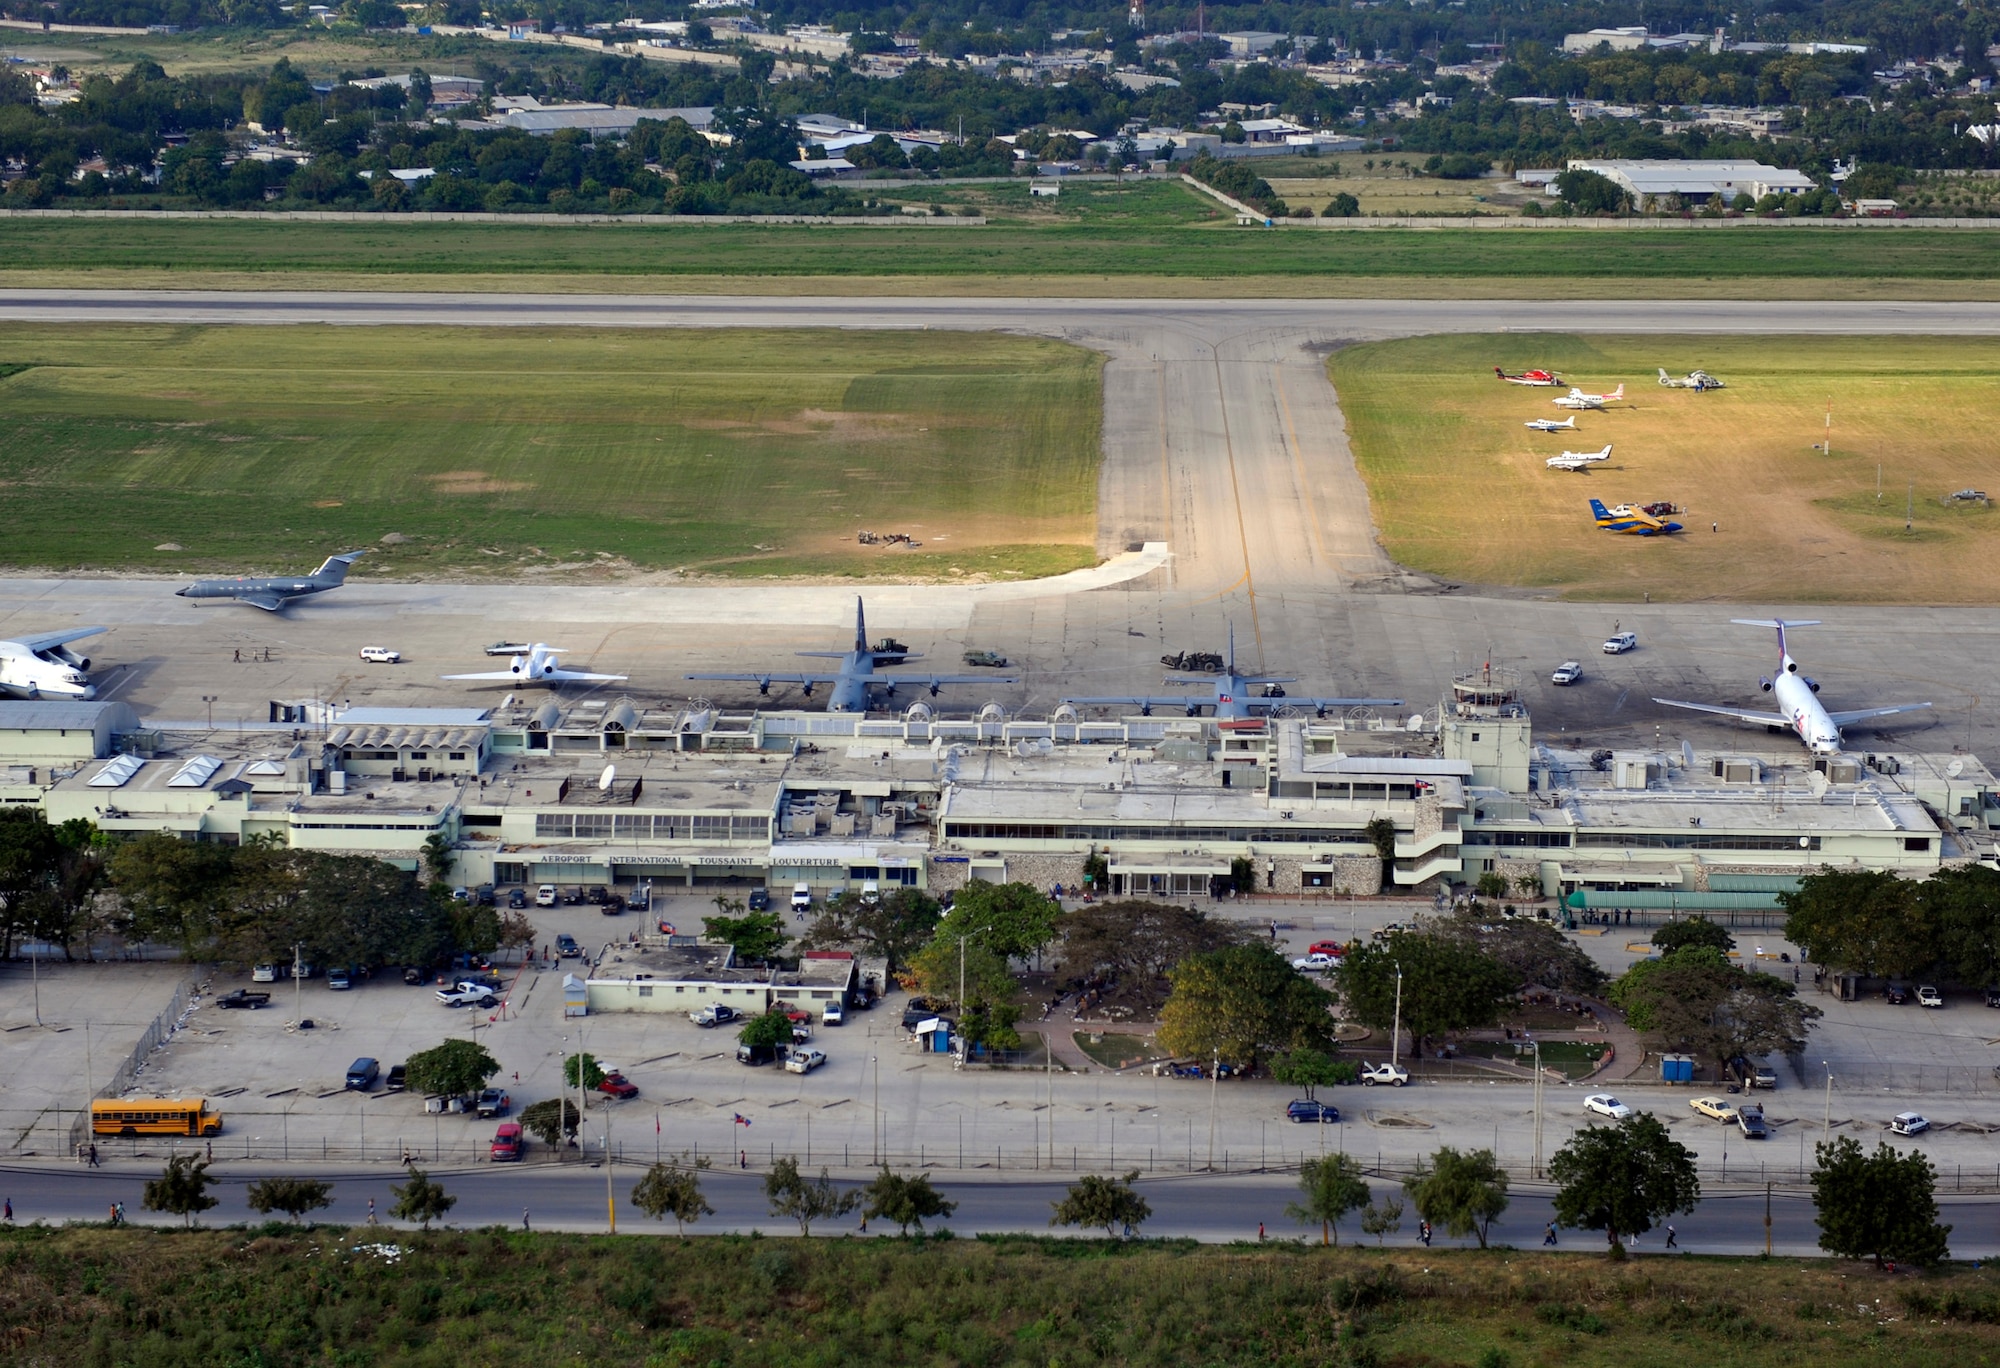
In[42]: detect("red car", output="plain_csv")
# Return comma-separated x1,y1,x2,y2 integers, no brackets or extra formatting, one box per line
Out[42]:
490,1122,524,1161
1308,941,1346,959
597,1071,638,1099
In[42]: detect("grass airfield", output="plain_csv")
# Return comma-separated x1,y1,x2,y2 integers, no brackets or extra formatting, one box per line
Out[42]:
1332,334,2000,603
0,325,1101,581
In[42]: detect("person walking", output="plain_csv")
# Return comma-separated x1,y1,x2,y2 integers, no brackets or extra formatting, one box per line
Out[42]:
1258,1222,1266,1242
739,1149,748,1170
1543,1222,1558,1247
1665,1225,1678,1250
522,1209,530,1232
4,1197,12,1223
367,1198,377,1225
88,1143,98,1169
1420,1221,1433,1247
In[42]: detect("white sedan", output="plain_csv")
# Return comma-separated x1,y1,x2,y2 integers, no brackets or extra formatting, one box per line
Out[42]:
1291,952,1339,974
1584,1093,1635,1119
1890,1111,1930,1136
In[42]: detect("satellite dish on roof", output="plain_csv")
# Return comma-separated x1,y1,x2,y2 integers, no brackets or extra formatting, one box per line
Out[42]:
1948,758,1965,778
1406,714,1424,731
1681,739,1695,769
599,764,616,791
1808,771,1830,798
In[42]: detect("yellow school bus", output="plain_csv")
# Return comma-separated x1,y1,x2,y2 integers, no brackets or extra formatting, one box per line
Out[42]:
91,1098,223,1137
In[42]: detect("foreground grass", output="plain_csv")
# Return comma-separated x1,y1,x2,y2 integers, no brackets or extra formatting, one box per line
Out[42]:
3,1226,1997,1367
1332,333,2000,603
0,325,1101,579
8,214,2000,284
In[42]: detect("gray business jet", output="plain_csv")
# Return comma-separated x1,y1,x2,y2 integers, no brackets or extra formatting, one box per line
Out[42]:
175,551,367,612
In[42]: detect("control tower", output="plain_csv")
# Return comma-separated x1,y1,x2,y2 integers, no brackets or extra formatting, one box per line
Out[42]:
1439,663,1531,791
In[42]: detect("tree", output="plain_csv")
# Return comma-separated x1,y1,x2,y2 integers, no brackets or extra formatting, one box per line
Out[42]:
562,1051,607,1090
737,1010,795,1050
1550,1114,1700,1250
936,880,1062,960
246,1176,334,1224
801,886,941,969
1054,900,1245,1016
1555,167,1630,214
1289,1152,1372,1246
419,832,456,887
1327,191,1360,217
1335,933,1517,1058
1918,864,2000,987
1404,1147,1510,1249
861,1168,958,1235
519,1097,579,1148
1157,943,1336,1070
1051,1170,1151,1238
1608,947,1820,1072
404,1039,501,1099
107,830,235,959
1360,1195,1405,1246
1271,1047,1343,1099
142,1155,218,1228
1429,911,1606,997
1652,916,1735,956
391,1168,456,1230
764,1156,858,1236
1780,869,1930,977
702,908,787,963
631,1157,714,1235
1812,1136,1951,1268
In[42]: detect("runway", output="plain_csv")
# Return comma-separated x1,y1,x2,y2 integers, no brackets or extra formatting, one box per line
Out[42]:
0,291,1993,757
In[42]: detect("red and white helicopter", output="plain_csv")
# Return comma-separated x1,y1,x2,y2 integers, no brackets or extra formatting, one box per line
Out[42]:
1495,367,1564,387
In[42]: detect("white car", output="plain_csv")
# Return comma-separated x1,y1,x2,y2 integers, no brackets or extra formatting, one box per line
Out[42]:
534,884,558,907
358,646,402,664
822,1001,844,1026
1360,1062,1410,1087
1291,952,1339,974
1584,1093,1634,1119
1890,1111,1930,1136
251,963,278,983
1602,632,1638,654
1550,661,1583,686
790,883,813,911
784,1047,827,1075
1917,985,1944,1008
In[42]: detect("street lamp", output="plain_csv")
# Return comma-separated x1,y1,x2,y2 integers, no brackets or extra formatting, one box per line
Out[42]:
1822,1061,1833,1140
1390,966,1404,1071
871,1055,881,1166
202,695,218,728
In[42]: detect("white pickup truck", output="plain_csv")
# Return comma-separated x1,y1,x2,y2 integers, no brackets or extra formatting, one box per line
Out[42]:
1359,1062,1410,1087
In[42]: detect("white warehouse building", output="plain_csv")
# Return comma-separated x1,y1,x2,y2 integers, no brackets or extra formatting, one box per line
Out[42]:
1566,158,1817,207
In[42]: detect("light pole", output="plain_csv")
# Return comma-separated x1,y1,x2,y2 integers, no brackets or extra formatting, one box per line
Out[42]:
292,942,304,1025
1390,966,1404,1070
604,1107,615,1234
30,939,40,1027
1532,1039,1544,1178
1822,1061,1833,1140
1207,1051,1220,1170
202,695,218,728
871,1055,881,1166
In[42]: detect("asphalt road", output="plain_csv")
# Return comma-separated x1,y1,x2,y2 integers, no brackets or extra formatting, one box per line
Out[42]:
9,1159,1992,1254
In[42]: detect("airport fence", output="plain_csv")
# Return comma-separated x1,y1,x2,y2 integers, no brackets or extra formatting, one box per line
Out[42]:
65,971,202,1157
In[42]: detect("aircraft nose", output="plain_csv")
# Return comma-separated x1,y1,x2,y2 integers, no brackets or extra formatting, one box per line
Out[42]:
174,587,187,597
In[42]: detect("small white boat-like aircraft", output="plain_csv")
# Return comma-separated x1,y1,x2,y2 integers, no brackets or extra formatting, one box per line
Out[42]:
1546,444,1612,472
1553,384,1625,411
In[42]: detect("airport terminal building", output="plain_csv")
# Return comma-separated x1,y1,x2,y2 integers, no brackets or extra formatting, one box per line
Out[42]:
0,673,1987,915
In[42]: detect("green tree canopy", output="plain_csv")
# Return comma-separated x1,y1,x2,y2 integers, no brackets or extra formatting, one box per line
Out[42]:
1917,864,2000,986
738,1010,796,1050
1651,915,1735,956
861,1168,958,1235
562,1051,607,1090
1403,1146,1509,1249
519,1097,579,1148
404,1039,501,1098
1288,1152,1372,1246
1429,910,1607,997
1051,1170,1151,1238
631,1158,714,1235
1157,943,1336,1070
1550,1114,1700,1249
801,886,941,970
1556,167,1630,213
1811,1136,1951,1268
702,907,788,963
142,1155,218,1228
1334,932,1518,1057
935,880,1062,960
764,1156,859,1236
246,1177,334,1224
1607,946,1820,1071
1053,899,1244,1016
391,1168,456,1230
1780,869,1929,977
1271,1047,1344,1100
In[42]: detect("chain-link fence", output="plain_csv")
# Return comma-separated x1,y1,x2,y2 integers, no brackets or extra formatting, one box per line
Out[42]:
66,972,200,1157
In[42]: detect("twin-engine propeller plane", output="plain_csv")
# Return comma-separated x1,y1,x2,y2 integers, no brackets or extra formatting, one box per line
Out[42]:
1590,498,1683,535
1547,444,1613,472
1653,620,1931,756
1553,384,1626,411
1524,416,1579,432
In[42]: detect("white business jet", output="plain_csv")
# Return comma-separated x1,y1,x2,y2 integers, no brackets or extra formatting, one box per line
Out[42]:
442,644,627,687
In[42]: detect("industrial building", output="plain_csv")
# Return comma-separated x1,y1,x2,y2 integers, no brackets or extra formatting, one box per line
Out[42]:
1564,158,1819,207
0,664,1985,920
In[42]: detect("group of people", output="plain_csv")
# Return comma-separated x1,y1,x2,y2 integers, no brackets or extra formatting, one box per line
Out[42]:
1579,908,1636,927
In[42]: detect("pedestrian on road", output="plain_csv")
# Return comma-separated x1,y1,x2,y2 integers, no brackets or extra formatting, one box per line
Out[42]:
739,1149,748,1170
109,1203,118,1226
367,1198,377,1225
1665,1225,1678,1250
1420,1221,1432,1247
3,1197,11,1222
1258,1222,1265,1242
233,649,240,663
1544,1222,1557,1247
88,1143,98,1168
205,1141,212,1163
522,1209,530,1232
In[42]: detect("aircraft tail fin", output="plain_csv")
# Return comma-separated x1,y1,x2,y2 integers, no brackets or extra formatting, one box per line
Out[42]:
1589,498,1613,521
313,551,366,584
1609,384,1625,401
1658,368,1671,383
1598,445,1613,459
1729,618,1823,662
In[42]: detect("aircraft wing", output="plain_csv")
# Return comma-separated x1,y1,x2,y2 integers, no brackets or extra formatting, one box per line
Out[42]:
7,626,107,653
901,674,1017,688
1063,696,1197,711
1825,702,1933,727
1652,697,1790,726
1267,697,1405,711
545,669,627,683
234,592,288,612
686,673,843,686
442,670,528,681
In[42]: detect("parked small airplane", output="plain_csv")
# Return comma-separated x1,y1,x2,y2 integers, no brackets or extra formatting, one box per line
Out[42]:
443,644,627,687
1658,367,1726,391
1062,623,1400,721
1524,416,1578,432
1553,384,1625,411
0,626,106,699
686,597,1014,713
1495,367,1564,387
1590,497,1682,535
176,552,366,612
1654,620,1930,755
1547,444,1613,472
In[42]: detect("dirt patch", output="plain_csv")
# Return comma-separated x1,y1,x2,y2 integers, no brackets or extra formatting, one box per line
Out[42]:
425,470,534,495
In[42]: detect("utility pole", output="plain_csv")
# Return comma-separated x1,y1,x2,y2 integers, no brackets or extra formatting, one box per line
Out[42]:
871,1055,881,1166
1532,1039,1544,1177
293,942,303,1025
1764,1180,1772,1257
958,936,966,1015
1047,1030,1055,1168
1822,1062,1833,1139
1390,966,1404,1070
31,941,39,1026
605,1106,616,1234
1207,1051,1220,1169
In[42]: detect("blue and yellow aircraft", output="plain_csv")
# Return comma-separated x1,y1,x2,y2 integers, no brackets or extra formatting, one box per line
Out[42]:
1589,498,1683,536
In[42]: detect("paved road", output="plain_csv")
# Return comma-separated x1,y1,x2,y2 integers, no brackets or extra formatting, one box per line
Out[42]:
8,1159,1993,1253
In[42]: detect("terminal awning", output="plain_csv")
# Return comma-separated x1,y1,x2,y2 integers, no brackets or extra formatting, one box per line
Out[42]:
1559,865,1684,886
1109,862,1229,876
